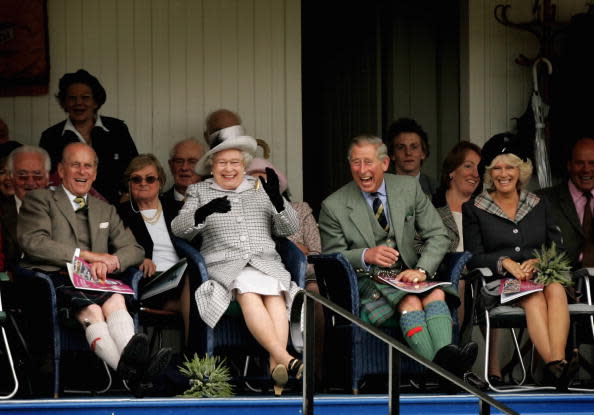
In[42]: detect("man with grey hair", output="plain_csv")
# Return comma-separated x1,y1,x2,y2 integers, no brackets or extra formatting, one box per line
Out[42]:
1,145,51,268
318,134,481,389
163,138,206,202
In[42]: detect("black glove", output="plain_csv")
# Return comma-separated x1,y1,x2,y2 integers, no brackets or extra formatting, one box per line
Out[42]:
259,167,285,212
194,196,231,224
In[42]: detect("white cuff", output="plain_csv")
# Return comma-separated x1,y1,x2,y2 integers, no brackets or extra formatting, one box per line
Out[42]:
73,248,80,262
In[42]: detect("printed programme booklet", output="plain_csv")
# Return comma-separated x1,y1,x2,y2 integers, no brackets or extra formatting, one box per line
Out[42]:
374,271,452,294
499,278,543,304
67,257,135,295
140,258,188,301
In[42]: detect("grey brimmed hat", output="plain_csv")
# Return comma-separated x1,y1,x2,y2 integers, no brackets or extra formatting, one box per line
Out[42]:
195,126,257,175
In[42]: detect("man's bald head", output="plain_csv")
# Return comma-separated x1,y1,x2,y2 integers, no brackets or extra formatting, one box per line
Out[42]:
568,137,594,192
204,109,241,138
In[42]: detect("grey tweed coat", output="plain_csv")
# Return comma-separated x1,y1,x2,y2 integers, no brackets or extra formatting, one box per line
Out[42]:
171,176,300,328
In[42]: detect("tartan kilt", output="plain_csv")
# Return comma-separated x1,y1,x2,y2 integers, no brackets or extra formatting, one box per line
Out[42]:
49,272,134,313
358,275,460,327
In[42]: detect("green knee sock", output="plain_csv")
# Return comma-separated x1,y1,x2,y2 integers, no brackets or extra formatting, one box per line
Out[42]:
399,310,434,360
425,300,453,354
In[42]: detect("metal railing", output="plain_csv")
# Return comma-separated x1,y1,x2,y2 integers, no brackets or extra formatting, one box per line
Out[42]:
299,291,519,415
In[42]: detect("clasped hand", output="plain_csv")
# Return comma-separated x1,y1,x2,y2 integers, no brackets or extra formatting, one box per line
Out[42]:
81,251,121,281
502,258,538,281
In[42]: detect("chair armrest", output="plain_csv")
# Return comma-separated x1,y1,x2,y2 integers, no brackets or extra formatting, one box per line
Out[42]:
573,268,593,306
308,253,360,316
276,238,307,288
463,267,493,283
173,236,209,284
442,251,472,289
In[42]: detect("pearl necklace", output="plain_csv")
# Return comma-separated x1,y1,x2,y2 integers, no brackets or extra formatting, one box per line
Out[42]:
140,201,162,224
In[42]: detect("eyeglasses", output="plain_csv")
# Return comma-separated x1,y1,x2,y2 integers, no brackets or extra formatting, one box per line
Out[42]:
171,158,199,167
129,175,159,185
214,160,242,168
15,174,46,183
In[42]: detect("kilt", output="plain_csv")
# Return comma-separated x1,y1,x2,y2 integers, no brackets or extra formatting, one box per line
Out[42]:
358,275,460,327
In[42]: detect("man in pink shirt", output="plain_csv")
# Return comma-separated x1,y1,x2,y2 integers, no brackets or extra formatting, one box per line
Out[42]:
538,137,594,269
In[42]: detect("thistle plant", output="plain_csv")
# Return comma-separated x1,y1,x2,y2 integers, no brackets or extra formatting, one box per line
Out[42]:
178,354,234,398
532,242,573,287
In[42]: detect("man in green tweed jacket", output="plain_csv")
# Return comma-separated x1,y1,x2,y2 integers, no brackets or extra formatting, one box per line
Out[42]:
319,134,478,381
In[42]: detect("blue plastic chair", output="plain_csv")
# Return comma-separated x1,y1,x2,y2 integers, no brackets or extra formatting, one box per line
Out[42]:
185,238,306,388
309,251,472,394
13,266,142,397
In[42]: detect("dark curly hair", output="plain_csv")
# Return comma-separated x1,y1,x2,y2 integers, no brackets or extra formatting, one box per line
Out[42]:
56,69,107,111
386,117,430,159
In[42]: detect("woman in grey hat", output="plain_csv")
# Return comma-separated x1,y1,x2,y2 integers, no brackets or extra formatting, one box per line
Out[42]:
171,133,302,396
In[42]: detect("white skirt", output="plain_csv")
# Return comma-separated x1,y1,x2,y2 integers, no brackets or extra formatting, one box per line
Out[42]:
229,265,288,297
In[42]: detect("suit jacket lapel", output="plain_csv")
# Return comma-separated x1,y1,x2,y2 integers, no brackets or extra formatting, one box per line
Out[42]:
346,184,375,248
55,187,79,240
385,176,405,249
87,195,102,250
559,184,583,236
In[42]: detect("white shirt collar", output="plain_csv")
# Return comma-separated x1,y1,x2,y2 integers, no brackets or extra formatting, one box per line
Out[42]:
62,114,109,142
173,188,185,201
14,194,22,214
62,185,88,211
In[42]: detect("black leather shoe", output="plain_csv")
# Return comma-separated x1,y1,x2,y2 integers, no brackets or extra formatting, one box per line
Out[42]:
544,360,568,391
488,374,505,387
433,344,460,373
125,347,173,398
145,347,173,379
464,371,489,391
117,333,150,382
457,342,479,374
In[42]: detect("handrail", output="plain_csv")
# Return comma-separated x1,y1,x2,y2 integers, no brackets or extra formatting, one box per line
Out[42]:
299,290,519,415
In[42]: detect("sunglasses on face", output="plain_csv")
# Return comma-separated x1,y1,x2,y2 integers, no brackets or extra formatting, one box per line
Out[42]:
129,175,158,185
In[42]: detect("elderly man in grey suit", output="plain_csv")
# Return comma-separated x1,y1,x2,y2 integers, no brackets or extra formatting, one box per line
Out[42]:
1,145,50,270
17,142,169,397
319,134,479,382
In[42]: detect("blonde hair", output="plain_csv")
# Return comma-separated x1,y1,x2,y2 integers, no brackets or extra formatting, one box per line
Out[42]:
483,153,533,191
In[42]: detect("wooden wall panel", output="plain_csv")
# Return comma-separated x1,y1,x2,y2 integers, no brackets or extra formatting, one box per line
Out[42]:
185,0,205,139
133,0,153,152
462,0,582,146
0,0,303,200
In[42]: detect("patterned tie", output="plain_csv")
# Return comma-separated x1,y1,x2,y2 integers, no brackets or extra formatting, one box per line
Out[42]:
74,196,86,212
371,192,390,233
582,192,594,266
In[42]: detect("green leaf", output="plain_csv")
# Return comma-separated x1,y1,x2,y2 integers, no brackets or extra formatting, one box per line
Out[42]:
177,354,234,398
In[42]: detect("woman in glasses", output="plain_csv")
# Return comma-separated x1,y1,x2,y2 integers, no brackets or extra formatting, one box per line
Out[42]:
40,69,138,204
171,133,303,396
117,154,195,350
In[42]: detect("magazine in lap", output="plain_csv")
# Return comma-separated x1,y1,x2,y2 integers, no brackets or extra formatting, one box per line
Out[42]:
67,256,134,295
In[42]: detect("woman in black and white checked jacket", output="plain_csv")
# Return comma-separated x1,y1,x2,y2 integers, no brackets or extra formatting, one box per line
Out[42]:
171,132,302,396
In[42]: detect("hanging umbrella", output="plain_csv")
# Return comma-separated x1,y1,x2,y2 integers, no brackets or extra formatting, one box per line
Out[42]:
531,57,553,188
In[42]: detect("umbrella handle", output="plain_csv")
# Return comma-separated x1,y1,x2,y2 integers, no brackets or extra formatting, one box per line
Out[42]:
532,57,553,92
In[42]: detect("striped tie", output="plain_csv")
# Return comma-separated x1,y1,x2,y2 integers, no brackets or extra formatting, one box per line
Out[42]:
371,192,390,233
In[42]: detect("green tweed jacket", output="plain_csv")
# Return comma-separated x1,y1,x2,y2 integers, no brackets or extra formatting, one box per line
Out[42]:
319,174,450,324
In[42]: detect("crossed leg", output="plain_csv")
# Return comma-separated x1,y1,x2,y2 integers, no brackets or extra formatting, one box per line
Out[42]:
236,292,295,370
